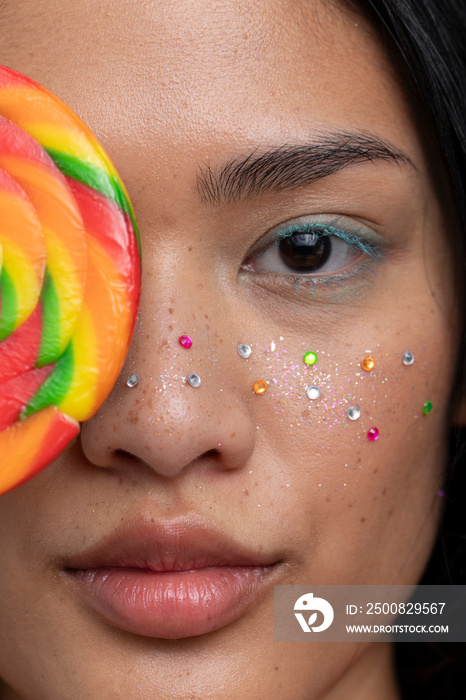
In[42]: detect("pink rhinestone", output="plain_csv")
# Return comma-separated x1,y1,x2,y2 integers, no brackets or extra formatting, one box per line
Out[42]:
178,335,192,349
367,427,379,441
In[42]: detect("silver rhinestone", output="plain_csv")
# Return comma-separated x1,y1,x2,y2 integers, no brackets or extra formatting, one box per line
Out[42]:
347,405,361,421
306,385,321,400
126,373,140,388
402,351,414,366
238,344,252,359
188,373,201,388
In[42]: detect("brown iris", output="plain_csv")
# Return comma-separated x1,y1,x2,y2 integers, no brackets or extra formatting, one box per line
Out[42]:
278,232,331,273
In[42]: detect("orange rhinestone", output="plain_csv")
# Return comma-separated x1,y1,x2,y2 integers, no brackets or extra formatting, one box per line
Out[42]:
253,380,268,395
361,356,375,372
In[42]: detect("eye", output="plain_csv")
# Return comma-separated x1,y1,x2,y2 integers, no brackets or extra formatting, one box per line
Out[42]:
241,217,382,279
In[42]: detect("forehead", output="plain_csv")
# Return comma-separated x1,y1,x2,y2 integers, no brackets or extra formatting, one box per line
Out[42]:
0,0,424,171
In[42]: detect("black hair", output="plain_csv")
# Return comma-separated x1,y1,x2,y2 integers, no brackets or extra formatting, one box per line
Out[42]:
345,1,466,697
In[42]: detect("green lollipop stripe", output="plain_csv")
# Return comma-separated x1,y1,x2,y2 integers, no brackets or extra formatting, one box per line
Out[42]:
37,268,62,366
0,265,18,341
23,342,75,417
45,149,141,257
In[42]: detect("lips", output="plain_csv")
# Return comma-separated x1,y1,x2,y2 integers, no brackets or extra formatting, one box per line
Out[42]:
63,515,281,639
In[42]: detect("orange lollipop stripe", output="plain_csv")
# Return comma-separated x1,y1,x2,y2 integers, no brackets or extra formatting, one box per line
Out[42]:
0,65,141,495
0,407,79,494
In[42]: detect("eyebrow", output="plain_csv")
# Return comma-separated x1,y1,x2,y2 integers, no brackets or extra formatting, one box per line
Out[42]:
196,131,415,205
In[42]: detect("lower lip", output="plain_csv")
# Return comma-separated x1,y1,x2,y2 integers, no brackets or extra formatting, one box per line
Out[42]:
68,565,274,638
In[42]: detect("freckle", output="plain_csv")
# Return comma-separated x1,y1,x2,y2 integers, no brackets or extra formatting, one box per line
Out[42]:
243,489,249,496
168,308,174,315
325,496,330,503
275,667,279,671
373,468,378,474
168,324,173,331
382,487,387,495
360,517,367,523
230,432,236,438
387,508,393,517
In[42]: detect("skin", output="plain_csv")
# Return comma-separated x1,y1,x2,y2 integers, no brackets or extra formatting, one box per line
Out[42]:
0,0,464,698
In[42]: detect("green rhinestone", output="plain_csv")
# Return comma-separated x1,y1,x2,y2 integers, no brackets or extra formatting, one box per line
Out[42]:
303,351,318,366
423,400,433,415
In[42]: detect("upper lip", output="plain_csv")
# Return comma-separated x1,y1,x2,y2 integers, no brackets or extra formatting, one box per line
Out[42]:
63,514,279,573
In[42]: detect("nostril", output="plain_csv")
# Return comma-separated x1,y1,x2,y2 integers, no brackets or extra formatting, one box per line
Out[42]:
201,449,220,458
193,448,221,463
113,448,140,463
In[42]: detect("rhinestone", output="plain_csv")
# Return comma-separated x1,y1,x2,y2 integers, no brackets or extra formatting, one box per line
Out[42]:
306,386,321,400
303,351,318,366
179,335,193,349
367,427,379,441
253,380,268,395
126,373,139,388
187,373,201,388
423,400,432,414
402,351,414,366
347,405,361,421
238,343,252,359
361,356,375,372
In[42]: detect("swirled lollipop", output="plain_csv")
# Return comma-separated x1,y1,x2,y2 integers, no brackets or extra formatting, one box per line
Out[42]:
0,65,141,494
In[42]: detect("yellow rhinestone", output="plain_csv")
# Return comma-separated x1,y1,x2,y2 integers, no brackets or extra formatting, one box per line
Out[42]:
253,380,268,395
361,356,375,372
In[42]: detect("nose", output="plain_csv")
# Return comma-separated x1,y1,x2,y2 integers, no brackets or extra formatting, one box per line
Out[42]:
79,264,257,481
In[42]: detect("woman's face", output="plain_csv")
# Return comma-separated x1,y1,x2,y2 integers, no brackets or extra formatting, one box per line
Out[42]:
0,0,461,698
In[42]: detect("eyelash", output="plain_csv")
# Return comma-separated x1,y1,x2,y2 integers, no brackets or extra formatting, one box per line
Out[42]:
241,216,385,298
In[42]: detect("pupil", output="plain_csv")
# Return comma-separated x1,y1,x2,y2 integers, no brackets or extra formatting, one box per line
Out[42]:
278,232,331,272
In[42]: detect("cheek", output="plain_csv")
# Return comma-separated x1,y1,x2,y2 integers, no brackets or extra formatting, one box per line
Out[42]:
242,317,453,583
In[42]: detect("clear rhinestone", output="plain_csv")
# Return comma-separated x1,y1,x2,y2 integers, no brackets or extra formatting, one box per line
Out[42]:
347,405,361,421
402,351,414,366
238,344,252,359
306,386,321,400
126,373,140,388
188,373,201,388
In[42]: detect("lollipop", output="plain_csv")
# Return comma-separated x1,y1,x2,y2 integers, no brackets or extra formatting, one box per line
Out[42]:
0,65,141,495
